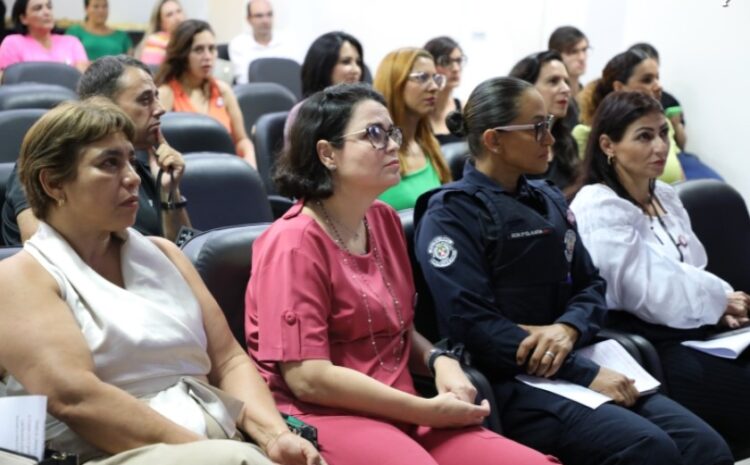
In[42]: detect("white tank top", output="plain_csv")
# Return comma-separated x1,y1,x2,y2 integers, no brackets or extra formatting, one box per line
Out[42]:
6,223,241,460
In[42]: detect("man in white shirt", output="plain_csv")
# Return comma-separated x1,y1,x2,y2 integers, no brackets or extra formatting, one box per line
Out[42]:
229,0,295,84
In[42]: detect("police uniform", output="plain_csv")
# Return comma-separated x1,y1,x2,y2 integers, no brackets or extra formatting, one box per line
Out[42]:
413,162,732,465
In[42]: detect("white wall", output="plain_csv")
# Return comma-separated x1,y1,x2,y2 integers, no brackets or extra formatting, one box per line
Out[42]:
53,0,750,201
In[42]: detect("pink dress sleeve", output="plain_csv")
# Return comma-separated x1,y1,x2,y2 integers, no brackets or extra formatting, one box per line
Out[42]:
249,238,332,362
0,35,23,70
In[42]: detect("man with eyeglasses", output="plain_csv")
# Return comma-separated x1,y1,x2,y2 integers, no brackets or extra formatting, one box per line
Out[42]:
229,0,296,84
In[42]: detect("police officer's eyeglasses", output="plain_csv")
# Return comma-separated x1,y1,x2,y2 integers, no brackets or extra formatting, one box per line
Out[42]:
493,115,555,143
408,72,447,90
436,55,468,68
334,124,404,150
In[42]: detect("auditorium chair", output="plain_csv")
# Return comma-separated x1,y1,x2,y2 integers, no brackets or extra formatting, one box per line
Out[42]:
217,43,230,61
0,109,46,163
675,179,750,292
247,58,302,101
0,83,77,111
1,62,82,92
0,245,20,260
160,112,236,155
440,141,470,181
233,82,296,131
179,152,273,231
253,111,287,196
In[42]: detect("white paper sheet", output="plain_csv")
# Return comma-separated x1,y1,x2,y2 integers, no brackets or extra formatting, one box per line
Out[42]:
516,339,661,409
0,396,47,460
681,330,750,359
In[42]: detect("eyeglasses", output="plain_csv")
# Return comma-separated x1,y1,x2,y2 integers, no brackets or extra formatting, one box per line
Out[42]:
408,72,446,89
436,55,468,68
493,115,555,143
334,124,404,150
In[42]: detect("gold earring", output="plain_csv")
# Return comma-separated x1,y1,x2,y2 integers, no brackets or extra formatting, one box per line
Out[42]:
607,153,615,165
57,198,66,207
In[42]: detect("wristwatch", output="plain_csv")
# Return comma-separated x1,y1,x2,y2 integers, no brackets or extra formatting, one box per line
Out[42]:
427,347,461,376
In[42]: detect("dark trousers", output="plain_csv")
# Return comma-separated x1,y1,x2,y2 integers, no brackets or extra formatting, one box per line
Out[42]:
499,382,732,465
658,342,750,445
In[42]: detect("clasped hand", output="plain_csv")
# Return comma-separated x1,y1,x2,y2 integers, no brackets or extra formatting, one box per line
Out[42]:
721,291,750,329
516,323,579,378
429,356,489,427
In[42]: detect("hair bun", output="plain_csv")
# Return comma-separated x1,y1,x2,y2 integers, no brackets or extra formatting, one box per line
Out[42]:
445,110,468,137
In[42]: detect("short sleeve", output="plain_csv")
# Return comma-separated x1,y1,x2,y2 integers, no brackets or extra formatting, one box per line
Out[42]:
68,36,88,63
0,35,22,70
250,245,331,362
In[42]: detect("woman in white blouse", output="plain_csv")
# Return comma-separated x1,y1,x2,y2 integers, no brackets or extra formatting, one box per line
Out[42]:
571,90,750,449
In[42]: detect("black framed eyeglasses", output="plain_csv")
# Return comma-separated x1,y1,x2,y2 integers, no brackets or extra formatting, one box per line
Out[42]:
408,72,446,89
493,115,555,143
436,55,468,68
334,124,404,150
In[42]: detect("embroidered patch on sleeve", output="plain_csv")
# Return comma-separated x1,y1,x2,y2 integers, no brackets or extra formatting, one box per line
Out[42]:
428,235,458,268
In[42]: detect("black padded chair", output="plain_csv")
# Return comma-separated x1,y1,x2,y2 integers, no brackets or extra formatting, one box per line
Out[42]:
247,58,302,101
0,83,77,110
675,179,750,293
233,82,296,132
181,223,270,348
0,162,14,246
253,111,287,196
440,141,470,181
1,62,82,92
180,152,273,231
160,112,236,155
217,43,230,61
0,245,21,260
362,64,373,84
0,109,46,163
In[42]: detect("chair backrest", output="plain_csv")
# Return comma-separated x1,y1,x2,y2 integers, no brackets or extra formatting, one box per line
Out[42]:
398,208,440,342
217,43,230,61
247,57,302,101
675,179,750,292
1,62,82,92
160,112,236,155
180,152,273,231
233,82,296,131
0,245,21,260
0,83,77,111
0,109,46,163
181,223,270,348
0,162,15,246
441,141,470,181
253,111,287,196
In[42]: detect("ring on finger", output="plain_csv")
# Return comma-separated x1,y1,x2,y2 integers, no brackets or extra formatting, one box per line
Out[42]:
543,350,556,359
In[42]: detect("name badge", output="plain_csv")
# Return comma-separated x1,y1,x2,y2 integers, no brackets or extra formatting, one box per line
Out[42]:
507,228,552,240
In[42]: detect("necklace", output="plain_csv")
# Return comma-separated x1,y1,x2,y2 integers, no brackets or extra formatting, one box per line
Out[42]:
644,195,685,263
316,200,406,372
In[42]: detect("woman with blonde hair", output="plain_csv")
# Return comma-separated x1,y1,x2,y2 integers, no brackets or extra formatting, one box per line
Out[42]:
138,0,185,66
373,48,451,210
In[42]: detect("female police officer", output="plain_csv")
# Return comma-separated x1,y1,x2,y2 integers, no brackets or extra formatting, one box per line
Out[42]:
413,77,732,465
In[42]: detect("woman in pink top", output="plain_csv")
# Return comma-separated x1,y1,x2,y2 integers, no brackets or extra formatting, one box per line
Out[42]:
0,0,88,76
138,0,185,66
245,83,558,465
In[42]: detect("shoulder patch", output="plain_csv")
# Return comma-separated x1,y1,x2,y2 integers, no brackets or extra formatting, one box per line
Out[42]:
428,235,458,268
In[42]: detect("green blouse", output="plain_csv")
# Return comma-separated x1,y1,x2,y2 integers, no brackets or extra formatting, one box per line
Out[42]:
66,24,132,61
379,157,441,211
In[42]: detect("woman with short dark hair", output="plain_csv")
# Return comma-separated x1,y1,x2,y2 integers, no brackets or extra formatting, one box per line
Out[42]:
0,98,322,465
247,82,556,465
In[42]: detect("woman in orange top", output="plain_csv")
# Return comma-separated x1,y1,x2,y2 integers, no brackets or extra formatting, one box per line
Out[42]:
156,19,256,167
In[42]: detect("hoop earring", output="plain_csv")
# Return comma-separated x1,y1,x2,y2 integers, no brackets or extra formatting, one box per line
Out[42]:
607,153,615,166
